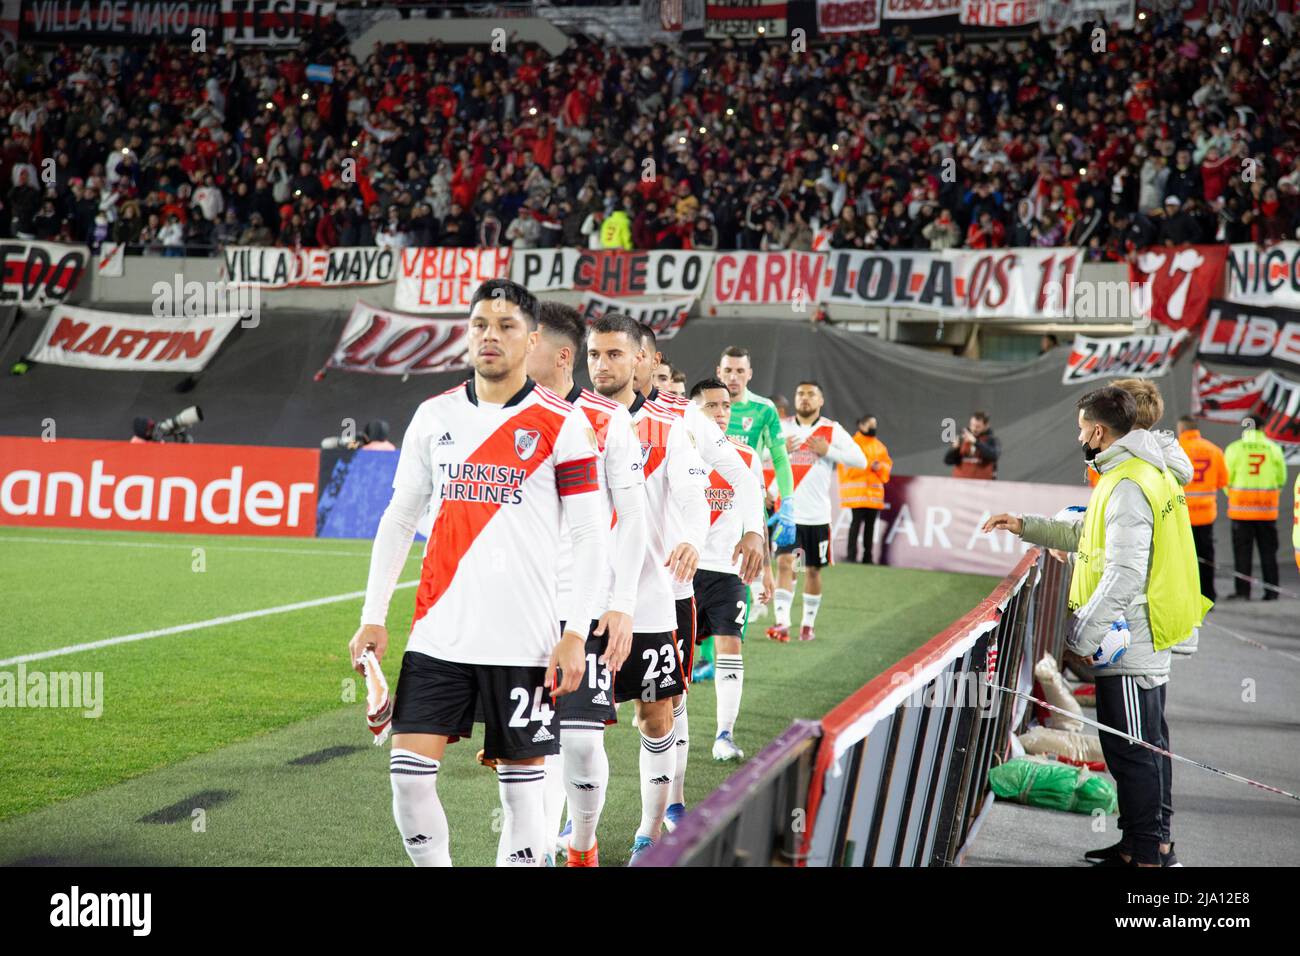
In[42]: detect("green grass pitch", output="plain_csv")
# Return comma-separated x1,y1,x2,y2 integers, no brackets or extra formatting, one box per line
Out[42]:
0,527,997,867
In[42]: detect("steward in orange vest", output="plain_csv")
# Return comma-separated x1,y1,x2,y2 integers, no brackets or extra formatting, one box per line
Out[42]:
839,415,892,563
1177,417,1228,601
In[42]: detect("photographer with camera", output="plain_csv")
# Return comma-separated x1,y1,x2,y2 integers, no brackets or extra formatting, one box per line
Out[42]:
129,407,203,443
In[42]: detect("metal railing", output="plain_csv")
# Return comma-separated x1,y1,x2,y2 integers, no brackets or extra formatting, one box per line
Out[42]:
638,549,1059,867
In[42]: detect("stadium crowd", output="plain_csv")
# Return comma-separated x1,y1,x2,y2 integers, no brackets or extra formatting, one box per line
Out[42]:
0,9,1297,258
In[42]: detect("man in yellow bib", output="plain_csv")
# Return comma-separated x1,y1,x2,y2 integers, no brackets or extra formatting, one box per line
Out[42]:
985,387,1209,867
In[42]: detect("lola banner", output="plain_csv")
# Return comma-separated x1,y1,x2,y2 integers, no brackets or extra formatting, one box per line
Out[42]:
324,301,468,375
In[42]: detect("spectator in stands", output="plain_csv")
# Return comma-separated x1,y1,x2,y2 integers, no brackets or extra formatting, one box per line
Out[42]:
159,214,184,257
966,210,1006,249
945,411,1001,480
922,208,960,250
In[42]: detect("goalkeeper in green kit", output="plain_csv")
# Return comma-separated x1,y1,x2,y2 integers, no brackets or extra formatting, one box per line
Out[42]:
691,346,795,676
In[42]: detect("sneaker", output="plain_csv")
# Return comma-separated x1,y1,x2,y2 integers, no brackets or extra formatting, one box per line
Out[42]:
712,731,744,761
1162,842,1181,867
1084,842,1125,863
566,842,599,867
799,625,816,642
1094,855,1138,867
767,624,790,642
664,802,686,832
692,661,715,682
628,835,654,864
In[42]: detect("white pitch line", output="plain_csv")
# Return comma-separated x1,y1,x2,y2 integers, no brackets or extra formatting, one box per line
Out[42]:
0,581,419,667
1202,619,1300,665
0,534,383,558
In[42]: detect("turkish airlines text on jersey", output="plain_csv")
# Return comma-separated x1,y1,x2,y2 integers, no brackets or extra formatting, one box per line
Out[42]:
0,438,319,536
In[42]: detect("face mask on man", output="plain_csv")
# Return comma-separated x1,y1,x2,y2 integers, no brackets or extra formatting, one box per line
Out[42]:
1081,424,1103,462
864,427,877,437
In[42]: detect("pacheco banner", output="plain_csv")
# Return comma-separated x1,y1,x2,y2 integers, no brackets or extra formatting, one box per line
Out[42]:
576,292,695,340
0,437,319,536
0,240,88,306
28,305,242,372
1198,300,1300,374
324,301,469,375
222,246,395,288
394,247,511,314
1062,330,1188,385
511,248,712,297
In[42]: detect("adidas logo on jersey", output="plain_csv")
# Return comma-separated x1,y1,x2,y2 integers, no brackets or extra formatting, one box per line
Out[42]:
658,675,675,689
405,833,431,846
591,690,609,705
532,725,555,743
650,775,671,785
508,848,536,864
437,432,453,446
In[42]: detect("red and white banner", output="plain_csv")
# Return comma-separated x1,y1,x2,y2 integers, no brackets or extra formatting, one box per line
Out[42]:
710,251,832,306
0,438,319,536
1198,300,1300,373
28,306,242,372
576,292,694,341
222,246,395,288
960,0,1043,27
1192,362,1269,424
1225,241,1300,310
220,0,335,45
0,240,87,306
21,0,220,42
511,249,712,297
1256,372,1300,446
1043,0,1133,32
824,247,1082,319
832,475,1086,576
96,242,125,277
1129,244,1227,332
394,247,511,314
883,0,959,18
325,301,469,375
817,0,882,32
705,0,788,37
1062,330,1188,385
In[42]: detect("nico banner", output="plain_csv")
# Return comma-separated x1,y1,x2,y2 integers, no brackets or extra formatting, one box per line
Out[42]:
1062,330,1188,385
324,301,469,375
222,246,395,288
576,292,695,340
1198,300,1300,374
28,305,242,372
1225,241,1300,310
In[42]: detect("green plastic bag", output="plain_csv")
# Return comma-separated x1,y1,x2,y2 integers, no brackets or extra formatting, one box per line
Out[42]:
988,758,1117,814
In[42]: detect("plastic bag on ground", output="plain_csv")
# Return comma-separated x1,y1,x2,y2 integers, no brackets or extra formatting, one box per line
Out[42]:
1018,725,1105,765
989,757,1117,814
1034,653,1084,731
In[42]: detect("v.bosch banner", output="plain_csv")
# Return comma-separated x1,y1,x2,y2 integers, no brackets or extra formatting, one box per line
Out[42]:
576,292,694,341
222,246,395,288
1,240,87,305
0,438,318,536
1225,241,1300,310
1129,244,1227,332
1063,330,1188,385
511,249,712,297
394,247,511,314
28,305,242,372
1198,300,1300,374
21,0,220,42
220,0,335,45
325,301,468,375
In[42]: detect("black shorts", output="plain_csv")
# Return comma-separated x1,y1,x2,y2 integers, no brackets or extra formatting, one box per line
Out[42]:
775,523,832,567
694,569,748,639
391,651,559,761
675,596,697,683
613,630,685,704
556,621,617,729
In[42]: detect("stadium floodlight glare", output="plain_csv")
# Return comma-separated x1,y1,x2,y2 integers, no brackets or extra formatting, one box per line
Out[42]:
351,140,358,147
757,25,765,34
699,126,707,134
1138,10,1146,18
1221,45,1230,53
726,107,734,116
1264,38,1271,45
678,136,686,144
1055,103,1064,111
256,157,264,165
832,144,840,151
1078,167,1086,176
529,107,537,115
301,92,309,100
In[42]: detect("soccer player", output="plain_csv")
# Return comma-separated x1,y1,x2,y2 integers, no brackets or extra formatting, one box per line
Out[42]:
526,302,647,867
587,312,709,860
349,278,607,867
652,360,675,393
667,368,687,396
717,346,795,623
772,381,866,641
691,377,774,761
635,326,766,827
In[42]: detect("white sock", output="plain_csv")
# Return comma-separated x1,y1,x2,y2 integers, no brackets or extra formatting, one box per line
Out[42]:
802,593,822,628
669,699,689,807
562,726,608,853
543,750,566,848
774,589,793,627
715,653,744,735
496,764,547,867
390,749,451,867
637,728,676,840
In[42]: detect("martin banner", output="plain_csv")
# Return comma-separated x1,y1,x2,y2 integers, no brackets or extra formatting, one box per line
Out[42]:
28,305,242,372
